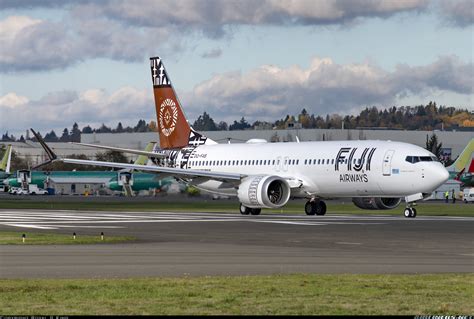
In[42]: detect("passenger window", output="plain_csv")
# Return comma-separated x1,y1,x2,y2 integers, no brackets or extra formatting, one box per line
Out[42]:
331,159,334,164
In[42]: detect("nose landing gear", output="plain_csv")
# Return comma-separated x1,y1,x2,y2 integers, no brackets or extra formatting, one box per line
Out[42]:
403,207,417,218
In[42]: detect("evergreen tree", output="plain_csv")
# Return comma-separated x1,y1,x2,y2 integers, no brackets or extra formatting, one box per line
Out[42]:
71,122,81,142
116,122,124,133
229,117,251,130
192,112,218,131
425,133,442,159
59,128,70,142
96,124,112,133
44,130,59,142
133,119,148,132
217,121,228,131
82,125,93,134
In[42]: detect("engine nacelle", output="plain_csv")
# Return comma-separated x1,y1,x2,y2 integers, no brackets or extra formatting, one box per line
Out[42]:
352,197,402,210
237,175,291,209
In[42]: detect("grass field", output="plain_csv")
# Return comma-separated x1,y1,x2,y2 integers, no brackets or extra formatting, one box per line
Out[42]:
0,197,473,217
0,274,472,315
0,231,135,245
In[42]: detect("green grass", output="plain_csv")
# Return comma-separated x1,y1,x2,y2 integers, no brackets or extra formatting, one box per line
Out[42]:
0,197,473,217
0,231,135,245
0,274,472,315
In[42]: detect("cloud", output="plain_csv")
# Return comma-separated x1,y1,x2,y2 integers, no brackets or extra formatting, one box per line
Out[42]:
183,55,473,121
201,48,222,59
0,92,29,108
1,55,472,136
0,13,169,72
438,0,474,27
95,0,430,31
0,87,154,136
0,0,432,72
0,16,81,72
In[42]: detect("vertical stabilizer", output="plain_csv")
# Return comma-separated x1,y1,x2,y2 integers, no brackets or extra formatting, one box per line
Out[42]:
0,145,12,173
134,142,158,165
150,57,215,149
447,139,474,172
150,57,192,149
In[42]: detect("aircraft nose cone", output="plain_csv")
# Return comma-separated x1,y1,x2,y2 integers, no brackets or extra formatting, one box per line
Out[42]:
434,165,450,187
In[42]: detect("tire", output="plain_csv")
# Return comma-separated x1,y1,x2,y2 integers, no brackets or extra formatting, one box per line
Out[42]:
305,201,315,215
250,208,261,215
239,204,250,215
316,201,327,216
411,208,417,218
404,208,411,218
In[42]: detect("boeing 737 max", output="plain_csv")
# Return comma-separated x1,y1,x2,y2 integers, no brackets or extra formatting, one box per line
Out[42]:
32,56,449,218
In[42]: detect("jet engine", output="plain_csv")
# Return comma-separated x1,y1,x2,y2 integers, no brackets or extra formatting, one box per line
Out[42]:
352,197,402,210
237,175,291,209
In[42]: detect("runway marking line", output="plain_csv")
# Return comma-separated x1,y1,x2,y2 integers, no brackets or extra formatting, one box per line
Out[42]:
0,210,472,230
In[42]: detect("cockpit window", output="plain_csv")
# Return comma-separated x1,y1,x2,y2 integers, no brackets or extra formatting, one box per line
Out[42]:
406,156,437,164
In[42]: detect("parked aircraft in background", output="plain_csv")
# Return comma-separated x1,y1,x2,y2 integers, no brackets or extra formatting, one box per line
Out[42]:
4,142,169,196
32,56,449,218
107,172,173,193
446,139,474,187
0,145,12,186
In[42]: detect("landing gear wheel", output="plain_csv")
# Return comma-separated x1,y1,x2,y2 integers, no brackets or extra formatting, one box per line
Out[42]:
404,208,412,218
250,208,261,215
404,207,417,218
305,201,315,215
240,204,250,215
305,200,327,216
315,201,327,216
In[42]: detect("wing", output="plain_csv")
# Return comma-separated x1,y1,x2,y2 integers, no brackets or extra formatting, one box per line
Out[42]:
70,142,166,158
31,128,242,184
62,158,242,182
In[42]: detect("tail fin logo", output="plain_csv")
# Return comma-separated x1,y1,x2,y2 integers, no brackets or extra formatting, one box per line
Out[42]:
159,98,178,137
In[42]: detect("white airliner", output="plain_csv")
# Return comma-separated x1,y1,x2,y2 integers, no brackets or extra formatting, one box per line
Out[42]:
32,56,449,218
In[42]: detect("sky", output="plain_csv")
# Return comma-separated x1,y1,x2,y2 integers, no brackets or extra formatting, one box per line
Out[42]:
0,0,472,137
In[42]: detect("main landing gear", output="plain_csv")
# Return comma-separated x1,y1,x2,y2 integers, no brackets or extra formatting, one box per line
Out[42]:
305,199,326,216
403,206,417,218
239,203,261,215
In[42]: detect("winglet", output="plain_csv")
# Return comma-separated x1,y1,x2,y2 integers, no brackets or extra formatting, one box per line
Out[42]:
30,128,58,169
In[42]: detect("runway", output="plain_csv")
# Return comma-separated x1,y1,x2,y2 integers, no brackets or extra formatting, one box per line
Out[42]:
0,210,472,278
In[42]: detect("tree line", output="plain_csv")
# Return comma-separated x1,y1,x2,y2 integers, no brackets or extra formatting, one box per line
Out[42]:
1,102,472,142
